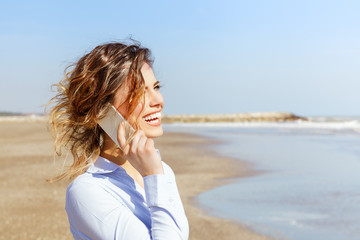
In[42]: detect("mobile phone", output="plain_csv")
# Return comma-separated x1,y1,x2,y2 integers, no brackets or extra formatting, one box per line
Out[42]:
98,104,135,150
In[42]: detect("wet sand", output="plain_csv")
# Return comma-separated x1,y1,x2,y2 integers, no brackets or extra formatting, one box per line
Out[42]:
0,122,272,240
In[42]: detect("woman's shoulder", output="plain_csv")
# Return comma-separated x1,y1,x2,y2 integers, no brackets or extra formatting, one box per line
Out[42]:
67,156,128,192
65,172,129,214
66,174,107,215
66,173,104,199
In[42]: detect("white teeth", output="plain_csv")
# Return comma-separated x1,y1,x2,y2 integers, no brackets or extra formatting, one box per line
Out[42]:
143,112,161,121
147,118,159,123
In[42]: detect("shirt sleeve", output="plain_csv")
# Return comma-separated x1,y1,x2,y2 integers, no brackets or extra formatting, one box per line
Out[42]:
66,165,189,240
143,164,189,240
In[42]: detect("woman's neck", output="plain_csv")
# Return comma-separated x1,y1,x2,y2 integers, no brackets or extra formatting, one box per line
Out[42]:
100,137,144,188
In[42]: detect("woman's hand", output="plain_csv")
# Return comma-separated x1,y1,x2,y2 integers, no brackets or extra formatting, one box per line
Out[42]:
117,122,164,177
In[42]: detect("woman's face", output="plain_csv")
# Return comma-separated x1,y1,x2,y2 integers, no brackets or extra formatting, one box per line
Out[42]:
113,63,164,138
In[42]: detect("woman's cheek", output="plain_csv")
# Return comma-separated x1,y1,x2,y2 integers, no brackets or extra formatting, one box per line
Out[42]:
134,103,144,120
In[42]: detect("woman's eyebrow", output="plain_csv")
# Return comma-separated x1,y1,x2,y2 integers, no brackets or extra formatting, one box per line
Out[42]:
145,81,160,89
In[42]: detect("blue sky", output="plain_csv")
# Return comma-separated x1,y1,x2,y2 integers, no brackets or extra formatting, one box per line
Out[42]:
1,0,359,116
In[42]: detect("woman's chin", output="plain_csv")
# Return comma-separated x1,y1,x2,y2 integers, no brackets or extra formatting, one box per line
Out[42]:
145,128,163,138
138,122,163,138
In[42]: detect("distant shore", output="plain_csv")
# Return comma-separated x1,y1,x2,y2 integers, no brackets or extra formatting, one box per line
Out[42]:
0,112,306,123
162,112,306,123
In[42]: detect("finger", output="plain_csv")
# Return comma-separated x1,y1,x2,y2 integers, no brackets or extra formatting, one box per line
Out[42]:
137,135,148,153
117,122,125,146
137,129,146,137
129,130,145,150
130,131,142,154
117,122,128,153
144,138,155,152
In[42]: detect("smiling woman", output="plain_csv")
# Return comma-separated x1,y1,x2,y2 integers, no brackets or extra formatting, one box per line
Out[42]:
47,42,189,240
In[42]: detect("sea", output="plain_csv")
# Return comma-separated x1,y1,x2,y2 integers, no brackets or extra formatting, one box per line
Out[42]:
163,117,360,240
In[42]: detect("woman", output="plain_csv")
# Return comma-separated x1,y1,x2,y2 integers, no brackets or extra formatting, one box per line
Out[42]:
48,42,189,239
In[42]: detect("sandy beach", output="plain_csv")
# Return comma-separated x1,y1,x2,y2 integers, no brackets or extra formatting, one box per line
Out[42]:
0,121,272,240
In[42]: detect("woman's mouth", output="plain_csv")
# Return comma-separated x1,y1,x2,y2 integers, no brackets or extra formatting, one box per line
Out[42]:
142,112,161,126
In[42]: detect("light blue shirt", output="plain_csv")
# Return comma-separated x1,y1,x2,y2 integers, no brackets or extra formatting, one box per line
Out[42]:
65,151,189,240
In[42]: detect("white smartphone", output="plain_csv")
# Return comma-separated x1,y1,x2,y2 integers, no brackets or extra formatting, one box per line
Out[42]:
98,104,135,150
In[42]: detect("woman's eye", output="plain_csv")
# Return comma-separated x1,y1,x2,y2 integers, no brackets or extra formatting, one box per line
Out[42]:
154,85,161,90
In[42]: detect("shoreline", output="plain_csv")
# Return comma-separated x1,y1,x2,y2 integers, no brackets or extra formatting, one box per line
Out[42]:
156,131,272,240
0,122,272,239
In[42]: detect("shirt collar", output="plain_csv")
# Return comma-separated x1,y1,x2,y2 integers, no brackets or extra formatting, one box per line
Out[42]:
86,156,122,174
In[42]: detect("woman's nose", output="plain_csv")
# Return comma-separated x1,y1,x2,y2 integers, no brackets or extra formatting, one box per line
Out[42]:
149,91,164,108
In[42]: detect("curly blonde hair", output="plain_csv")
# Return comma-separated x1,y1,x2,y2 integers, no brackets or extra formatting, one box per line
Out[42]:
47,42,152,181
